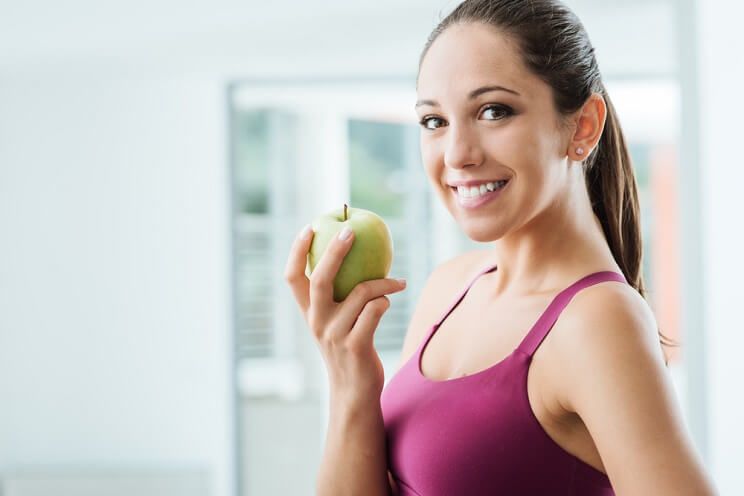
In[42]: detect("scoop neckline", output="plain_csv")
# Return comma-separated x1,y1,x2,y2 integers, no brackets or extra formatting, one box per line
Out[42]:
415,262,523,384
414,263,627,385
416,322,528,384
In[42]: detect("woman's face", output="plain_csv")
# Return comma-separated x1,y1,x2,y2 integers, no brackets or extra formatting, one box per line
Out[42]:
416,22,574,242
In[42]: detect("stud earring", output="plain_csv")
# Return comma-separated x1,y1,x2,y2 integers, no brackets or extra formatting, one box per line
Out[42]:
576,147,585,155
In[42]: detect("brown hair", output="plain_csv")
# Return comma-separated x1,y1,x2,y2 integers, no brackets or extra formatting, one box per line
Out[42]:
417,0,680,360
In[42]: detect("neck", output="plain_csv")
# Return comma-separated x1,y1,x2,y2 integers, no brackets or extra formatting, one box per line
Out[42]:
485,169,619,297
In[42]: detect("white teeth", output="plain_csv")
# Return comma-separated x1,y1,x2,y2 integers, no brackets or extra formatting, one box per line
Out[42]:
456,180,507,198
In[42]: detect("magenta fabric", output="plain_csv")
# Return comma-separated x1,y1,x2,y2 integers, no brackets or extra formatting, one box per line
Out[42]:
381,263,626,495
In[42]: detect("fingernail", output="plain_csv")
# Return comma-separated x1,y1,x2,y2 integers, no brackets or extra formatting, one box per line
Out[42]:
338,226,352,241
300,224,313,240
396,278,407,287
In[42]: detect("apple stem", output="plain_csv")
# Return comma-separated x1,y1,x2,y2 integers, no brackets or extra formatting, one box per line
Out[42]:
343,203,348,221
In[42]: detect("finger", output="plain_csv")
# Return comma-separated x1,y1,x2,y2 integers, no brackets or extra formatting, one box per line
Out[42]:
331,277,406,340
309,225,355,309
283,224,315,316
348,295,391,349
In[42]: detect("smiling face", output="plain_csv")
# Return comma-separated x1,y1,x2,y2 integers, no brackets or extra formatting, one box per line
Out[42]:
416,22,576,242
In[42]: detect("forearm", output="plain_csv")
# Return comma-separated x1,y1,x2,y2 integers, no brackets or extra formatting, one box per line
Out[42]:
316,395,391,496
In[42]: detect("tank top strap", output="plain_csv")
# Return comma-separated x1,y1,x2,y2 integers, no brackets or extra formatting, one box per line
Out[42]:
517,271,628,358
431,261,499,330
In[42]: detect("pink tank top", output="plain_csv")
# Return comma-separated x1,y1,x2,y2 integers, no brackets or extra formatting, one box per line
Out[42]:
381,263,626,495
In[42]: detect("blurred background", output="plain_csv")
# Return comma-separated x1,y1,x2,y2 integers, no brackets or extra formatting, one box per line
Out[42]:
0,0,741,495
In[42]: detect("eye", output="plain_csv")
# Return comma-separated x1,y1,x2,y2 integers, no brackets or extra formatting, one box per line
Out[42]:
482,104,513,120
418,115,445,130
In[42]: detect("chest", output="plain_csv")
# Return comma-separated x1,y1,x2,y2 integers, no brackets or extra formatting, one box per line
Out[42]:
421,285,556,382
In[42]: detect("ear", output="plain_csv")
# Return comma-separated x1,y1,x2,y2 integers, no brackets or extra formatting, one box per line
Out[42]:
567,92,607,162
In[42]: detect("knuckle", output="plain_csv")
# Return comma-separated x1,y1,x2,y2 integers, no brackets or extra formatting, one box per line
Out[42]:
352,283,372,301
316,331,331,346
309,273,327,292
324,319,342,337
312,326,327,343
307,310,322,334
379,296,391,311
366,296,389,315
309,312,342,345
321,332,343,351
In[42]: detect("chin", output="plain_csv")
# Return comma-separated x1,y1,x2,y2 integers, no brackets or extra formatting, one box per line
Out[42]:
440,204,497,244
460,221,507,243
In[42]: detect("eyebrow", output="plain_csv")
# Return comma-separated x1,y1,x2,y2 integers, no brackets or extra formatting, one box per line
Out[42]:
415,85,521,109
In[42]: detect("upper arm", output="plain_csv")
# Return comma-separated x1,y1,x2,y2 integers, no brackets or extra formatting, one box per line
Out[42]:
395,250,484,371
557,284,718,495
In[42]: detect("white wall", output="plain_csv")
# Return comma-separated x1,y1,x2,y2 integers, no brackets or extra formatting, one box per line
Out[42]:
696,0,744,493
0,67,234,495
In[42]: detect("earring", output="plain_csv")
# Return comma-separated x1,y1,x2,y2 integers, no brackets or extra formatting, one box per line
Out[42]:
576,147,585,155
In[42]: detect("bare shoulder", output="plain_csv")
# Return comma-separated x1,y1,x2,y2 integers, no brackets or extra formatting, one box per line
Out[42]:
395,249,488,369
550,281,665,410
558,280,665,372
550,281,717,494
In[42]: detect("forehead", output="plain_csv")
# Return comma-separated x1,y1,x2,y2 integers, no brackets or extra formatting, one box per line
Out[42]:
417,22,537,101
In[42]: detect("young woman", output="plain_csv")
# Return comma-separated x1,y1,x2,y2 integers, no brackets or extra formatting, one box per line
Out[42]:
285,0,717,494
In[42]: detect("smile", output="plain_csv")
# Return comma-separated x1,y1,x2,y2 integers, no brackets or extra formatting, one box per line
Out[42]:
450,180,510,210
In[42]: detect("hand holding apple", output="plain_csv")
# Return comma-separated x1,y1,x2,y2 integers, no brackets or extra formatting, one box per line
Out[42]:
285,204,405,401
307,203,394,302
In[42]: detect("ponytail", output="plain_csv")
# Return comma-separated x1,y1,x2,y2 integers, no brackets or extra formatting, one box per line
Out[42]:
585,84,680,363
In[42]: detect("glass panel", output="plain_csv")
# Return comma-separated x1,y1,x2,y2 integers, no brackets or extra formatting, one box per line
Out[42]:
348,118,407,218
234,109,270,215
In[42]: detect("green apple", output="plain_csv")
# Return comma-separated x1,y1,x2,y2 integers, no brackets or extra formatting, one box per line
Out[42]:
307,203,394,302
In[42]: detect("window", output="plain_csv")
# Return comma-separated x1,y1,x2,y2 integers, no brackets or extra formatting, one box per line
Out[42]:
229,80,429,398
233,109,272,359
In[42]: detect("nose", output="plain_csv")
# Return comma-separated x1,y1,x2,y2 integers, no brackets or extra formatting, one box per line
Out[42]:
443,123,484,170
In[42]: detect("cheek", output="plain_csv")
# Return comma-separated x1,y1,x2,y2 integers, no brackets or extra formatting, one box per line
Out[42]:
492,126,554,195
494,119,540,154
495,122,558,178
